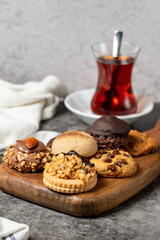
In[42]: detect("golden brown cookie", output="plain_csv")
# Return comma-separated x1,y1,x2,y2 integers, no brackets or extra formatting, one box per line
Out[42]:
43,151,97,193
127,130,158,157
51,130,98,157
90,149,137,177
43,173,97,194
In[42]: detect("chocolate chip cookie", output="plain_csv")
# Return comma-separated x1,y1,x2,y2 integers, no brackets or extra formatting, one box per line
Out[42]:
90,149,137,177
127,130,158,157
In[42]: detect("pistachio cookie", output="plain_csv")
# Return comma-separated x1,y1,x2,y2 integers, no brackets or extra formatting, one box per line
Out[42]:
127,130,158,157
90,149,137,178
43,150,97,194
3,137,52,172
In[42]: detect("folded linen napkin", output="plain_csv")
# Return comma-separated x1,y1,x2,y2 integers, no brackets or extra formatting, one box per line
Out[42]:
0,217,29,240
0,75,66,147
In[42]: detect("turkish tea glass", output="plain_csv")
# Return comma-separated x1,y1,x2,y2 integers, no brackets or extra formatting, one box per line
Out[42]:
91,41,140,115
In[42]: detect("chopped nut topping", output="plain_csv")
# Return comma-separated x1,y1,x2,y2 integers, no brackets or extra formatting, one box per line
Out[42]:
9,152,14,157
21,161,25,166
17,154,25,161
45,153,96,180
34,153,41,159
43,158,47,163
40,152,45,157
3,143,52,172
32,163,37,168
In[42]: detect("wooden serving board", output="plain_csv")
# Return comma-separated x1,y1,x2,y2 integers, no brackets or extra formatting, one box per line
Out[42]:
0,120,160,217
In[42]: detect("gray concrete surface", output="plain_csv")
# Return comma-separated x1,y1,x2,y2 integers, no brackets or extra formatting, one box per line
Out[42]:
0,0,159,100
0,3,160,238
0,103,160,240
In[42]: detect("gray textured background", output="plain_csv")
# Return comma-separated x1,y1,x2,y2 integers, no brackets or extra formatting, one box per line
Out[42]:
0,0,160,100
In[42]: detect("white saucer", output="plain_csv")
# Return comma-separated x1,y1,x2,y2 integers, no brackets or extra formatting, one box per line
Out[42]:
64,88,154,125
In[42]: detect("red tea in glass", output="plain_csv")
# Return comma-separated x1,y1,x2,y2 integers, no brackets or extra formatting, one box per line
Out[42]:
91,42,140,115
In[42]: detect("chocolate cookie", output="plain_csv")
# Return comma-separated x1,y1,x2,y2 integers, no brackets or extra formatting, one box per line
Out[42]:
126,130,158,157
3,137,52,172
90,149,137,177
86,116,130,149
93,134,129,149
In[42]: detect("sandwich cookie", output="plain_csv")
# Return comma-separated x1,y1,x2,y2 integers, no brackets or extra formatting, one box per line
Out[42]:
43,150,97,193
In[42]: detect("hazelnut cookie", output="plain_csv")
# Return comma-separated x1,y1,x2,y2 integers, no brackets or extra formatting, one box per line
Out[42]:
3,137,52,172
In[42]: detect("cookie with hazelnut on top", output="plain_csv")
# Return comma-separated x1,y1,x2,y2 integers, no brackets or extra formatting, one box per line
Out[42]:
3,137,52,173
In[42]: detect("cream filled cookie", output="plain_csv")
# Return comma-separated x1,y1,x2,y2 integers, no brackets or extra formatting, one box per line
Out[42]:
43,150,97,193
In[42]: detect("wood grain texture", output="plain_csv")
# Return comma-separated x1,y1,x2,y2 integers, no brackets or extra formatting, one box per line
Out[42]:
0,120,160,217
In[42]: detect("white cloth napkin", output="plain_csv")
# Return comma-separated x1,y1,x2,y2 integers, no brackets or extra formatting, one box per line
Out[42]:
0,75,66,147
0,217,29,240
30,130,60,144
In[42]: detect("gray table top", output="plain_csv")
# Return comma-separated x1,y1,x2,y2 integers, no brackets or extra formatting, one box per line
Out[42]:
0,103,160,240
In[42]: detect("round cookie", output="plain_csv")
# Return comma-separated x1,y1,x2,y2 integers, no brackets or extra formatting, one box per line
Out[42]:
90,149,137,177
126,130,158,157
43,151,97,193
85,116,130,150
43,174,97,194
51,130,98,157
3,138,52,172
